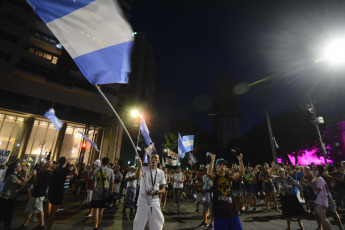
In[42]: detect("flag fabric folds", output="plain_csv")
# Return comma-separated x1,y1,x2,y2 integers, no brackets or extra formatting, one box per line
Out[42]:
26,0,134,85
182,135,194,152
78,130,99,152
178,133,187,159
167,149,178,159
188,153,197,166
44,108,63,130
140,116,151,146
166,158,179,166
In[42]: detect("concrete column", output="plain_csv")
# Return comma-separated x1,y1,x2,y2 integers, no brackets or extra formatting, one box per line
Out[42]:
52,123,67,162
14,116,35,161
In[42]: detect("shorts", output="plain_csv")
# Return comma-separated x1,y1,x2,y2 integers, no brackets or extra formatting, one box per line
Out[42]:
203,202,213,214
91,199,106,208
263,182,276,193
25,196,44,213
248,184,257,194
214,216,242,230
232,190,241,197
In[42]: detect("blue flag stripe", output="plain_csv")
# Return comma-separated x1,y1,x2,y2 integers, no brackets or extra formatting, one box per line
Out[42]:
26,0,94,24
74,41,133,84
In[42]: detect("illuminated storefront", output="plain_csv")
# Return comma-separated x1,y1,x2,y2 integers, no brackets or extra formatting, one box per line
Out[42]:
0,110,101,164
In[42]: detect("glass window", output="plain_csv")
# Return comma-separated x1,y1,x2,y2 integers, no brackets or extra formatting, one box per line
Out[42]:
0,114,24,154
51,56,58,64
25,120,58,163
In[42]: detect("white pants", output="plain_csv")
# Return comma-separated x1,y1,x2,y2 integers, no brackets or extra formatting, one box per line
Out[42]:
133,205,164,230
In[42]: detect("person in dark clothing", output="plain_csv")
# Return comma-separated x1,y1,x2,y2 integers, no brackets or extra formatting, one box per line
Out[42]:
46,157,77,230
206,154,245,230
20,161,52,230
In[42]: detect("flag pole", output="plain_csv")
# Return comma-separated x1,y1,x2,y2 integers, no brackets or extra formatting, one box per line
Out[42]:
95,85,139,158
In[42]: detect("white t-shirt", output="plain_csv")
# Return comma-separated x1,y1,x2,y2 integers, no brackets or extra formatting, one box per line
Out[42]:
173,173,184,188
137,166,166,207
126,172,137,188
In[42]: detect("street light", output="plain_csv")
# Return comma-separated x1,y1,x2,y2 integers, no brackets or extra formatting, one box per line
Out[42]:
323,37,345,65
130,109,139,118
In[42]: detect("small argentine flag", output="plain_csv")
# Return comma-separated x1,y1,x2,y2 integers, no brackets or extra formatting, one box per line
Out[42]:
26,0,134,85
78,130,99,152
44,108,63,130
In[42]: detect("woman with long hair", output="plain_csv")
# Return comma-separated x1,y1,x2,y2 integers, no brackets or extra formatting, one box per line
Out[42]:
301,165,333,230
275,168,306,230
0,161,30,230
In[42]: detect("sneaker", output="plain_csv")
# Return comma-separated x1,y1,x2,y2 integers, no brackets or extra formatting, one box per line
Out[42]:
207,224,214,230
85,213,93,218
194,209,199,214
197,221,208,228
275,208,281,212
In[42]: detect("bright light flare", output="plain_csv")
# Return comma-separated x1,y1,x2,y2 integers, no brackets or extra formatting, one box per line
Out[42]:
324,38,345,65
130,109,139,117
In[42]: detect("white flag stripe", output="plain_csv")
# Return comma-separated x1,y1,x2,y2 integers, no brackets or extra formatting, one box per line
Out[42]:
47,0,133,58
183,140,194,147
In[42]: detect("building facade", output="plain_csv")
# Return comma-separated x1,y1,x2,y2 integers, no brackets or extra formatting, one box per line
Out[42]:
212,73,241,149
0,0,156,165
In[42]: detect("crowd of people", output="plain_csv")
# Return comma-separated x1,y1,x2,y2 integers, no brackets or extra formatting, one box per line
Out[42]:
0,154,345,230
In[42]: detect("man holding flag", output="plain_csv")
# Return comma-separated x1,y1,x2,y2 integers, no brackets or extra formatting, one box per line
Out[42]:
134,152,166,230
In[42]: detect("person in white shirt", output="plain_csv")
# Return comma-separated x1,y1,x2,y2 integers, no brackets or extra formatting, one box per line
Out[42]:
173,167,184,213
123,165,137,216
133,152,166,230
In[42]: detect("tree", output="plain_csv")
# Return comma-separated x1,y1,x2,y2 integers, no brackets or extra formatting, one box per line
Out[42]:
163,118,216,167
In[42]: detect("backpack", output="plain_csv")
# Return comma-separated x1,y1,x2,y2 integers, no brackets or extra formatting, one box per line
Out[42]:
304,184,320,201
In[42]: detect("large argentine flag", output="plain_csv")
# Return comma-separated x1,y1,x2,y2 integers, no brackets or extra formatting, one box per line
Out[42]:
182,135,194,152
26,0,134,85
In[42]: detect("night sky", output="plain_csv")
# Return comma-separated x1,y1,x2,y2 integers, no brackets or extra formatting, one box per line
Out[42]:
130,0,345,149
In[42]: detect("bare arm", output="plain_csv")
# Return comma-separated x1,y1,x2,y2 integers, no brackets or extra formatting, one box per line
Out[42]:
207,155,216,179
135,158,143,180
231,154,245,181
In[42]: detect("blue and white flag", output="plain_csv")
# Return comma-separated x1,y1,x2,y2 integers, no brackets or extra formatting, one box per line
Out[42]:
44,108,63,130
178,133,187,159
140,116,151,146
78,130,99,152
188,153,197,166
143,151,149,164
182,135,194,152
26,0,134,85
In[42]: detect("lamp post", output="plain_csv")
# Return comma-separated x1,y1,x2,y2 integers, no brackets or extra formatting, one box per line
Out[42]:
307,92,328,165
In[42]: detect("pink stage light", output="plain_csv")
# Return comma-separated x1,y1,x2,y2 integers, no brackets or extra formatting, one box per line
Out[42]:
277,147,332,165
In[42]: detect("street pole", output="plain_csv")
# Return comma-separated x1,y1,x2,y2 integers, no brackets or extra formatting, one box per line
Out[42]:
262,91,278,163
307,92,328,165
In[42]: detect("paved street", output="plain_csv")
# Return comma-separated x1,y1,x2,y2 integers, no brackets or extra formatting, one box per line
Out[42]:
7,193,345,230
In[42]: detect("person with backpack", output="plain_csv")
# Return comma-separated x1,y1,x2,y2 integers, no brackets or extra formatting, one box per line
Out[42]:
91,157,114,230
274,168,306,230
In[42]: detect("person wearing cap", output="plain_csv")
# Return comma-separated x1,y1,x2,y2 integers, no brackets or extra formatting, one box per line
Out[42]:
123,165,137,216
206,154,245,230
133,152,166,230
90,157,114,230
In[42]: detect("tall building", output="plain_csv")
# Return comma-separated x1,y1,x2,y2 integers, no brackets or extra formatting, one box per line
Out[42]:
0,0,156,165
212,73,241,149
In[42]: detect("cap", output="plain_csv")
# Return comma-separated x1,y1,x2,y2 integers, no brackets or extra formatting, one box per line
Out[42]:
130,165,135,169
215,158,227,165
94,159,101,167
